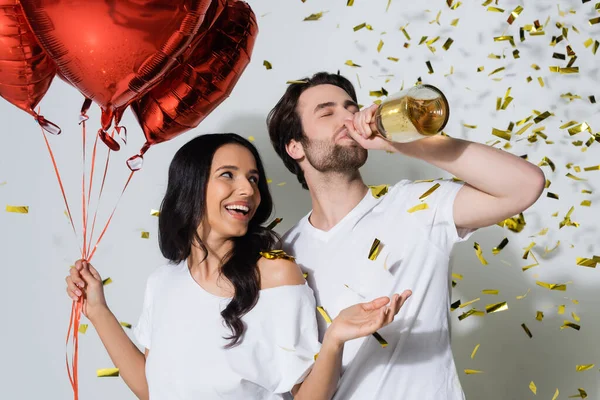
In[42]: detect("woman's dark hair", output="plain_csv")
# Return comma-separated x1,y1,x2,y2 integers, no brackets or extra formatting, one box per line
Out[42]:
266,71,358,189
158,133,278,347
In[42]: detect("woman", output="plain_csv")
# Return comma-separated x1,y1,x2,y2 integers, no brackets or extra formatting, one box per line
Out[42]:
66,133,411,399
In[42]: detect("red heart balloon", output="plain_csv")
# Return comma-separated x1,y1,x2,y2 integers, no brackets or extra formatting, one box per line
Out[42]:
18,0,223,146
0,0,59,134
128,0,258,170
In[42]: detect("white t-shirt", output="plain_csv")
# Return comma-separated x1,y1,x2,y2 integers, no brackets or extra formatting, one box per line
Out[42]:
133,260,321,400
281,179,474,400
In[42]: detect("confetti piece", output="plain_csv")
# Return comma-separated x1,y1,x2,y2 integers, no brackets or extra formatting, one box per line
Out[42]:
590,95,596,104
120,322,132,329
507,5,523,24
559,206,579,229
558,305,566,315
460,298,481,308
473,242,488,265
538,156,556,172
387,57,399,62
6,205,29,213
277,182,286,187
482,289,499,295
407,203,429,213
368,238,382,260
452,273,463,280
560,321,580,330
570,388,587,398
141,231,150,239
492,238,509,255
471,344,480,359
536,311,544,321
522,323,533,338
419,183,440,200
369,88,388,97
377,40,384,52
529,381,537,395
463,124,477,129
492,128,511,141
589,17,600,25
536,281,566,291
576,256,600,268
78,324,88,334
552,389,559,400
102,277,113,286
464,369,484,375
426,61,434,74
575,364,595,372
572,312,580,322
580,200,591,207
263,60,272,70
317,306,332,324
286,80,308,85
150,209,160,217
450,300,461,311
248,136,255,142
260,250,295,261
442,38,454,50
400,24,410,40
494,35,515,46
451,18,459,26
97,368,119,377
458,309,485,321
369,184,389,199
533,111,552,124
303,272,308,279
347,0,354,5
486,301,508,314
266,217,283,230
547,192,559,200
304,12,325,21
516,289,530,300
372,331,388,348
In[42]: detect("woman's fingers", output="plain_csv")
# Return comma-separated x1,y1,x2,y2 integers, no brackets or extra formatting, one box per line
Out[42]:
363,296,390,311
86,263,102,281
69,266,86,288
65,276,82,300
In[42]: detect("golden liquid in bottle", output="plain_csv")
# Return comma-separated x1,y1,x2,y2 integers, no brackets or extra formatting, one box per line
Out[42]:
374,96,448,143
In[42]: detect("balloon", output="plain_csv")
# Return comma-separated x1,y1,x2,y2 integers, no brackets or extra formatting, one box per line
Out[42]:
18,0,224,147
128,0,258,170
0,0,59,134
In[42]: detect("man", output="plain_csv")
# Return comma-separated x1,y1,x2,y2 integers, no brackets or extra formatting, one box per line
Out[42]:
267,72,545,399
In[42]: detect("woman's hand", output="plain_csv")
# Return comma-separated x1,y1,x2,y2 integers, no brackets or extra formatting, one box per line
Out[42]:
326,290,412,346
65,259,109,322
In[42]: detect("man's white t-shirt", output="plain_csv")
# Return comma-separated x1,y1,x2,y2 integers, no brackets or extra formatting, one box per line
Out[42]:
281,179,473,400
133,260,321,399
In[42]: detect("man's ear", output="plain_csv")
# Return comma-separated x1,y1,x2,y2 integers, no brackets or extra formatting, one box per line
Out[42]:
285,139,305,161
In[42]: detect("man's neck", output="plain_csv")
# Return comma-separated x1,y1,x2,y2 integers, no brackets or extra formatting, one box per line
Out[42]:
307,172,369,232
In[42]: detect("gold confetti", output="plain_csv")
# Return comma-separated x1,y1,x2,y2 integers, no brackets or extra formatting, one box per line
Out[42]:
407,203,429,213
536,281,567,291
566,173,586,181
97,368,120,377
494,35,515,46
372,331,388,348
377,40,384,52
141,231,150,239
458,309,485,321
304,12,325,21
572,312,580,322
317,306,332,324
400,24,410,40
488,67,505,77
451,18,459,26
474,242,488,265
450,300,461,311
369,184,389,199
150,209,160,217
560,321,580,330
120,322,132,329
6,205,29,213
516,289,530,300
482,289,499,295
580,200,591,207
460,298,481,308
471,344,480,359
583,165,600,171
277,182,286,187
486,301,508,314
576,256,600,268
589,17,600,25
507,5,523,24
426,61,434,74
303,272,308,279
492,238,508,255
286,80,308,85
345,60,361,68
497,213,526,234
452,273,463,280
368,238,383,261
570,388,587,398
266,217,283,230
558,305,566,315
419,183,440,200
260,250,295,261
590,95,596,104
347,0,354,5
522,323,533,338
442,38,454,51
369,88,388,97
248,136,255,142
575,364,595,372
538,156,556,172
559,206,579,229
464,369,484,375
547,192,559,200
263,60,272,70
102,277,113,286
78,324,88,334
536,311,544,321
529,381,537,395
463,124,477,129
552,389,559,400
492,128,511,141
387,57,399,62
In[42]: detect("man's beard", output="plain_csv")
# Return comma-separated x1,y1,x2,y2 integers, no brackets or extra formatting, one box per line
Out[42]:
302,136,367,174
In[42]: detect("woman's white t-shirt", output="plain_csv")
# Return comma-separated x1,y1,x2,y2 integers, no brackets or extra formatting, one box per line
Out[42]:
133,261,321,399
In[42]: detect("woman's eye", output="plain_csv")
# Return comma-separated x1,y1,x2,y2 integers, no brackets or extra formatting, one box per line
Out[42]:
321,112,333,118
249,176,259,184
220,171,233,178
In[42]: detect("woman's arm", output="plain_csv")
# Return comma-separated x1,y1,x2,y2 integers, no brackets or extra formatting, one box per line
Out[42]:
67,261,149,399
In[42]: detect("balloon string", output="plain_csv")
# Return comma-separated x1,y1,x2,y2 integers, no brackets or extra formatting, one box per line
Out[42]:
82,120,88,258
87,170,135,260
86,130,110,252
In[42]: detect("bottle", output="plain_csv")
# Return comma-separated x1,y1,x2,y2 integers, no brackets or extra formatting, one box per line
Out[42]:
369,84,449,143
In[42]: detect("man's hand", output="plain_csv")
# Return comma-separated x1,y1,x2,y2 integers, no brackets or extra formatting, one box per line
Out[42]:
343,104,396,152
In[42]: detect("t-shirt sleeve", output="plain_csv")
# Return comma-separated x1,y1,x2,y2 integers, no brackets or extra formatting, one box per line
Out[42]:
393,179,475,254
253,283,322,394
133,275,154,349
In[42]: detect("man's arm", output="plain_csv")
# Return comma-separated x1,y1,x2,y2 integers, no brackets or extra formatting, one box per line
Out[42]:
391,135,545,230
